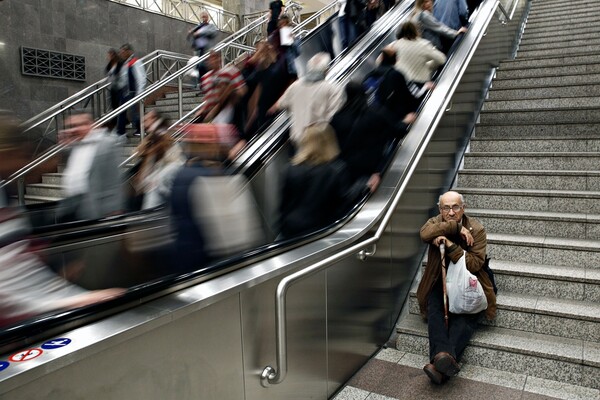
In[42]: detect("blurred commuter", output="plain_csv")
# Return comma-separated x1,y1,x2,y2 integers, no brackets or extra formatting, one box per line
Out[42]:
0,114,124,328
330,82,413,195
188,11,217,57
363,48,421,119
130,111,185,210
365,0,381,30
195,51,247,129
279,122,351,239
434,0,469,53
411,0,467,52
268,15,300,82
170,130,263,271
267,0,285,36
58,110,124,221
389,21,446,90
105,48,125,112
269,52,345,147
117,43,146,136
338,0,356,49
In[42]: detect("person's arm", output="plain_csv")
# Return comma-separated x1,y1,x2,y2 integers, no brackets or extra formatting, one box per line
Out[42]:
425,41,448,70
420,10,459,39
420,216,461,243
132,60,146,94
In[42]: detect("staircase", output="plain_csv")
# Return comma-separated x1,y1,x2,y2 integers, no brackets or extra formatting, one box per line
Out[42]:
394,0,600,398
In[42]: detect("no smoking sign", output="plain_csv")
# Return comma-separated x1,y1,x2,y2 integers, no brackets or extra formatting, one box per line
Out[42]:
9,348,43,362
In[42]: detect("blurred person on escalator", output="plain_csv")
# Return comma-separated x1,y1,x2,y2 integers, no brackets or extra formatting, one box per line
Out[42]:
0,113,124,328
411,0,467,53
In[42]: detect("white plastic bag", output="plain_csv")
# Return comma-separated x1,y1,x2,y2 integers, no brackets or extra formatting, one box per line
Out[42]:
445,251,488,314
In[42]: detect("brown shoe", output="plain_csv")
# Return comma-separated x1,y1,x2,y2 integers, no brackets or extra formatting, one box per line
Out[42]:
433,352,460,377
423,363,445,384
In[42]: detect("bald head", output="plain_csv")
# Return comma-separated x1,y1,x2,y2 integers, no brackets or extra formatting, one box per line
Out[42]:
438,191,465,222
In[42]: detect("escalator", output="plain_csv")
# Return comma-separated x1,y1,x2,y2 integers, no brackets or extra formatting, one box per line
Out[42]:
0,0,528,398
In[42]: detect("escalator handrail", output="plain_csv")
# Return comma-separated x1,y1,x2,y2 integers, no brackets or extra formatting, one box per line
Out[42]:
260,0,522,386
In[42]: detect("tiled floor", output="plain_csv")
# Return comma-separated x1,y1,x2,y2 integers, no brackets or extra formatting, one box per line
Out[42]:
331,348,600,400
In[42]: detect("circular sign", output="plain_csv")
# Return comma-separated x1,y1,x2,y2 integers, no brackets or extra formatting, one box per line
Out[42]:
0,361,9,372
41,338,72,350
9,349,43,362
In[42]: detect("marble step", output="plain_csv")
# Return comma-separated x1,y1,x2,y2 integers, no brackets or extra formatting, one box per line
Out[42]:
517,44,600,59
154,96,202,107
457,169,600,191
482,96,600,111
25,183,63,198
487,83,600,101
419,256,599,304
23,194,62,204
457,187,600,214
491,72,600,90
395,313,600,389
498,53,600,70
495,63,600,80
146,103,198,113
486,232,600,269
520,30,600,47
474,122,600,138
523,13,600,31
523,22,600,41
463,152,600,171
478,107,600,124
518,37,600,53
163,90,200,100
469,136,600,152
466,208,600,240
528,0,598,14
406,290,600,342
41,172,64,185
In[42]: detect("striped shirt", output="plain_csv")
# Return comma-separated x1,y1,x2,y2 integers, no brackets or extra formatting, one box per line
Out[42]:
200,65,245,115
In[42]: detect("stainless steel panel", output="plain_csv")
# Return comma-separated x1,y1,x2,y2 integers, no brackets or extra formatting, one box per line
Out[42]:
242,270,328,400
1,296,245,400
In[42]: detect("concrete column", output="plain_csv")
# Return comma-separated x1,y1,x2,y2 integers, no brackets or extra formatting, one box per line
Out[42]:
223,0,269,17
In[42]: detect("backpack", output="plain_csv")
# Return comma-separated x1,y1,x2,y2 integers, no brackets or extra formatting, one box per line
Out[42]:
362,72,386,106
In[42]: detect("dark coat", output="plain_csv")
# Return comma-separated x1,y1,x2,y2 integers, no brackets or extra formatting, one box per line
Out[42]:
416,214,497,320
279,159,350,238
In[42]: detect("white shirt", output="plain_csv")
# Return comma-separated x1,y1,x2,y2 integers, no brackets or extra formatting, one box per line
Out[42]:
62,129,104,197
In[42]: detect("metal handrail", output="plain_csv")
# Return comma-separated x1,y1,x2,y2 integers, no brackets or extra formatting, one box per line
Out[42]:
260,0,523,387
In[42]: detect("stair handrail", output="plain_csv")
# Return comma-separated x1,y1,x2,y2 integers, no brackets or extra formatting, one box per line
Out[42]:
259,0,526,387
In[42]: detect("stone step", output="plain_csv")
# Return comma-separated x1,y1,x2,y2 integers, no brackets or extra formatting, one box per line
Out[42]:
491,72,600,90
523,13,600,32
371,348,600,400
146,103,198,113
518,37,600,53
487,83,600,101
457,169,600,191
486,232,600,269
26,183,64,198
41,172,63,185
406,289,600,341
517,44,600,59
495,63,600,80
23,194,63,204
155,96,202,107
528,0,598,14
520,30,600,47
523,23,600,42
498,53,600,70
469,136,600,152
457,187,600,214
474,122,600,138
467,208,600,240
163,90,199,100
395,313,599,389
526,9,600,28
478,107,600,124
482,96,600,111
463,152,600,171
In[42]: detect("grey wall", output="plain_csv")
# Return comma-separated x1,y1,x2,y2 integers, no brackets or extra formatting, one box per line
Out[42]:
0,0,199,120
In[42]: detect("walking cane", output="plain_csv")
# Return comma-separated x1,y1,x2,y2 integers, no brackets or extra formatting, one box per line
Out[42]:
439,242,449,329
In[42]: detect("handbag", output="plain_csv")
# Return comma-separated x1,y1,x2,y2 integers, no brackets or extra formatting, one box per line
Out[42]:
445,251,488,314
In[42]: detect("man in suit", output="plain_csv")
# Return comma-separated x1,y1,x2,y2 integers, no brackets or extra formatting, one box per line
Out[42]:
59,111,124,221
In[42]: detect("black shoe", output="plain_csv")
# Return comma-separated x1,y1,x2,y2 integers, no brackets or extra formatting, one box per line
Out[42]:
433,352,460,377
423,363,445,384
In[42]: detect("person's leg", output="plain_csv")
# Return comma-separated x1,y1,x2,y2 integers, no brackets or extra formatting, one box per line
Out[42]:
427,278,454,361
116,92,130,136
448,312,479,362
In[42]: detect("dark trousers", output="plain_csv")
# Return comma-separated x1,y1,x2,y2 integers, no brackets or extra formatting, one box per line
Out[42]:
116,92,140,136
427,278,479,362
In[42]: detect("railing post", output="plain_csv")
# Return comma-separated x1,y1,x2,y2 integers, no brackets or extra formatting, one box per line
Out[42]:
139,101,145,140
178,75,184,120
17,177,25,206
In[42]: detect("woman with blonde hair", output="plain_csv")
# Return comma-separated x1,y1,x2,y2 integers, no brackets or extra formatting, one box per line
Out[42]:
279,122,351,238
